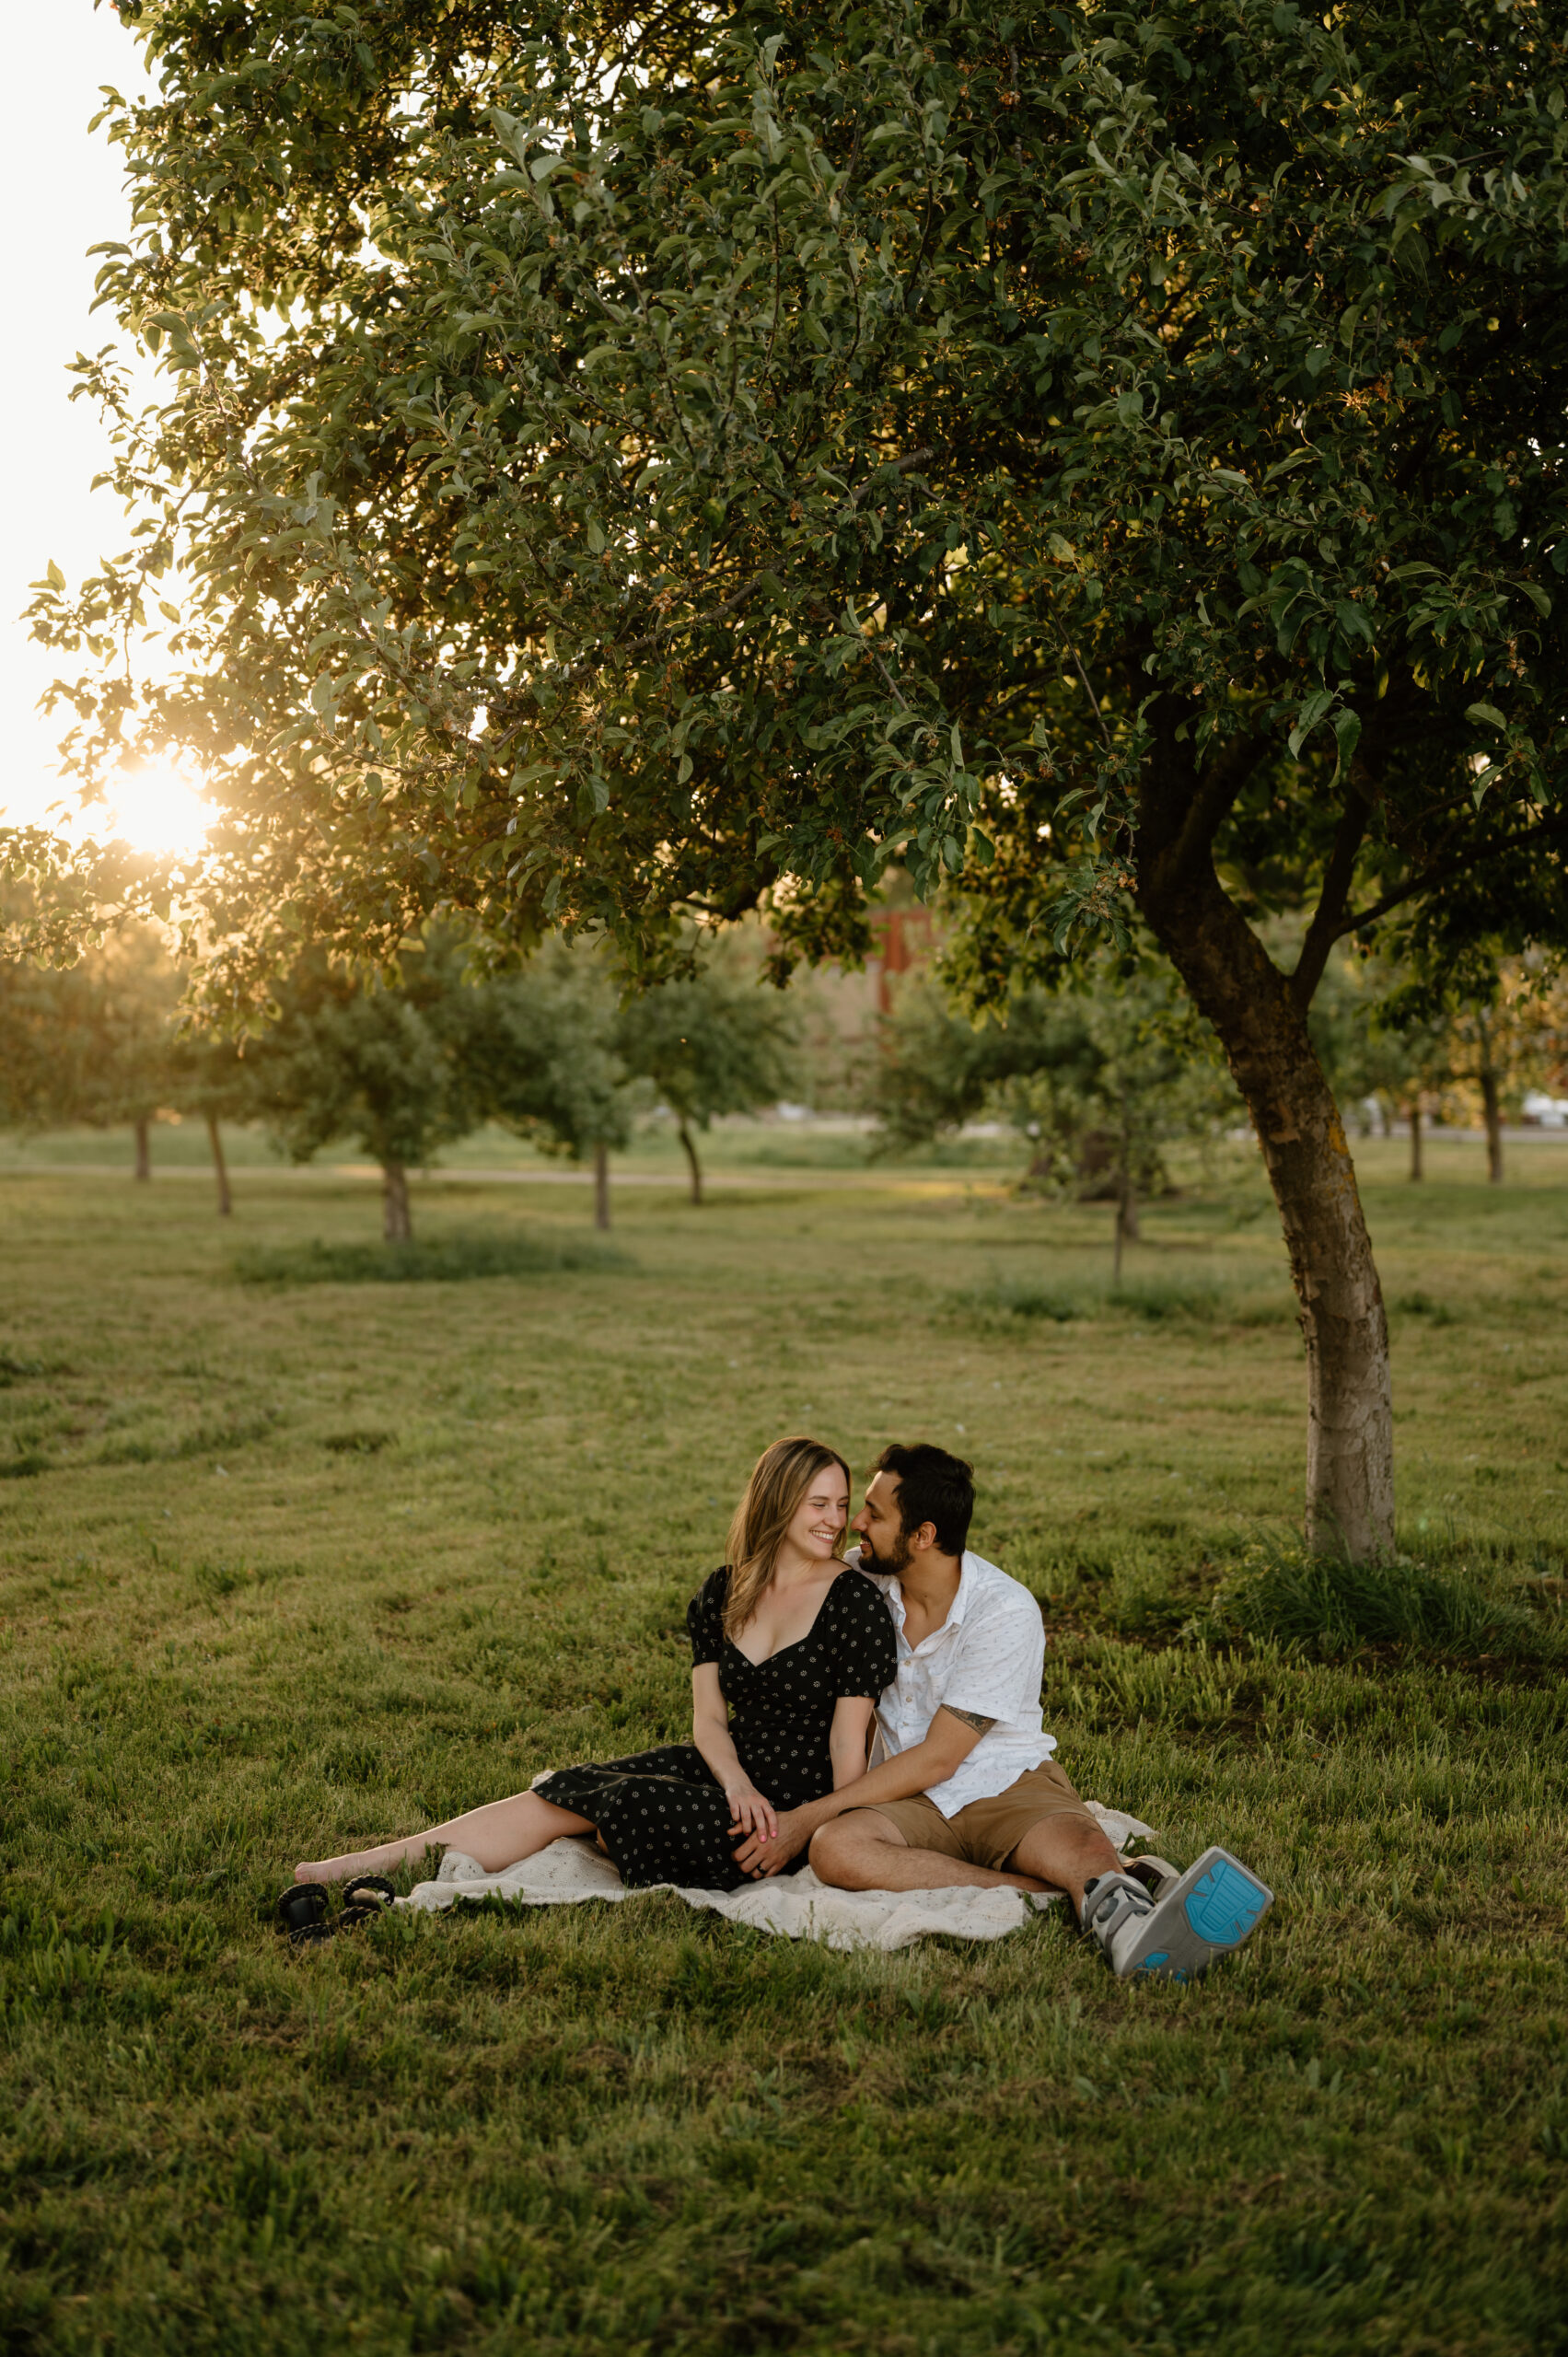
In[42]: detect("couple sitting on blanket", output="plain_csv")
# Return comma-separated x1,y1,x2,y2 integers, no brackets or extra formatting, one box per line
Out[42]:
298,1437,1272,1981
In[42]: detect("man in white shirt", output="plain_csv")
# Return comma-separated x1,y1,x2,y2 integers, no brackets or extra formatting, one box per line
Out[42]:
731,1444,1272,1982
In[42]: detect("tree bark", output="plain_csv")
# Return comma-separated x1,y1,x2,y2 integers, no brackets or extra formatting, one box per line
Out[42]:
134,1117,151,1181
678,1117,703,1206
1139,744,1393,1559
382,1161,413,1243
593,1140,610,1231
1408,1100,1423,1183
205,1111,232,1217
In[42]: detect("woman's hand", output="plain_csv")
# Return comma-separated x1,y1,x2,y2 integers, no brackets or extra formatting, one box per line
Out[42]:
724,1783,778,1844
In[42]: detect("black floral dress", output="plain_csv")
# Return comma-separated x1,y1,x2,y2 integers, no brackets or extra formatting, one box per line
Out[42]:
533,1566,896,1891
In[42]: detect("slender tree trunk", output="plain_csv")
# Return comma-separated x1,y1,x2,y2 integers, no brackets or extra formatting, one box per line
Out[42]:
134,1117,151,1181
1477,1020,1504,1185
678,1117,703,1206
593,1141,610,1231
1112,1162,1137,1285
1408,1101,1423,1183
1140,799,1393,1559
205,1112,233,1216
382,1161,412,1243
1481,1076,1504,1183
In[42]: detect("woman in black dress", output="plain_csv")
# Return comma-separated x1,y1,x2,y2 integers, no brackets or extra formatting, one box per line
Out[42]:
295,1436,895,1894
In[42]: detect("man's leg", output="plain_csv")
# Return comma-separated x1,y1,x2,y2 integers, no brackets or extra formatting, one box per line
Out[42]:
810,1809,1051,1894
1005,1811,1124,1919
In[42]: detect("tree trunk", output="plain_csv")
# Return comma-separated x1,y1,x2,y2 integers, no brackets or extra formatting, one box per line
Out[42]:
134,1117,151,1181
205,1112,233,1216
1112,1167,1137,1284
678,1117,703,1206
593,1141,610,1231
1477,1020,1504,1185
1408,1101,1423,1183
1481,1076,1504,1183
382,1160,412,1243
1140,819,1393,1560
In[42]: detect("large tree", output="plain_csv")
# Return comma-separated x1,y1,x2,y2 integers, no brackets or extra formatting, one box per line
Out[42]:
18,0,1568,1550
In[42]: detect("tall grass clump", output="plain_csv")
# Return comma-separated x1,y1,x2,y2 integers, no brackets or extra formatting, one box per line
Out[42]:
234,1229,631,1286
1202,1539,1551,1660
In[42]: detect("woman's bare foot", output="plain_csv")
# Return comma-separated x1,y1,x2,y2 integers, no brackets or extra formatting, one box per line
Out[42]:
295,1837,427,1886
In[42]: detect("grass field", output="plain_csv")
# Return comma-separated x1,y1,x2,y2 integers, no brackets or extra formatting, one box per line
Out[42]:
3,1144,1566,2355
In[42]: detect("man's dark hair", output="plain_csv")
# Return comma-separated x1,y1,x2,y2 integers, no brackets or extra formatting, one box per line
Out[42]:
873,1443,975,1558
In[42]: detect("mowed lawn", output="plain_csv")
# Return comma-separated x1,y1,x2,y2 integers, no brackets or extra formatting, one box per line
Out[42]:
2,1142,1566,2356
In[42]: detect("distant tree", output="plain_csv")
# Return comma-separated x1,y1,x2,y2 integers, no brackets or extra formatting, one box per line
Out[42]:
168,1028,254,1216
245,933,486,1240
617,954,799,1204
1309,952,1453,1181
1438,961,1564,1186
1316,946,1564,1186
873,959,1237,1272
477,943,647,1230
0,921,181,1183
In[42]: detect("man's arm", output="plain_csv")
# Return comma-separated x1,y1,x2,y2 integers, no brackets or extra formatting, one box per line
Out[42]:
730,1705,995,1877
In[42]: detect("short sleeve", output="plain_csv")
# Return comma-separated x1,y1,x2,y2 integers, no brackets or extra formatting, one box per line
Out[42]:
828,1571,898,1700
686,1568,729,1668
942,1592,1045,1723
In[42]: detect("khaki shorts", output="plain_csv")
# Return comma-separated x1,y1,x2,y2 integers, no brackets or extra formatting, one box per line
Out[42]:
860,1759,1095,1873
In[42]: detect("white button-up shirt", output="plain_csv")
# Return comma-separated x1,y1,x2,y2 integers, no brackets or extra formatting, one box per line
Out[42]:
852,1549,1056,1817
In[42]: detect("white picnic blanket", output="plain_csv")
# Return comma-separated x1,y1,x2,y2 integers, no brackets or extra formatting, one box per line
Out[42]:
397,1802,1154,1953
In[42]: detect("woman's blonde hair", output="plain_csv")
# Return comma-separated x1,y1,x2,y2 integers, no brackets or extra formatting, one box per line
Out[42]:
722,1435,852,1640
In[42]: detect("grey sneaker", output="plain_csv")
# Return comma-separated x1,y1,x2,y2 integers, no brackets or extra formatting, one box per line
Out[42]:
1083,1846,1273,1982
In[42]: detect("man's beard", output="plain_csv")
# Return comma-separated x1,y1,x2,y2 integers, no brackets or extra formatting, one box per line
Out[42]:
858,1528,912,1579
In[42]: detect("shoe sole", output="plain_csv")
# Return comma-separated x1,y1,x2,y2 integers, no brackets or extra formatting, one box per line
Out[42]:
1113,1845,1272,1982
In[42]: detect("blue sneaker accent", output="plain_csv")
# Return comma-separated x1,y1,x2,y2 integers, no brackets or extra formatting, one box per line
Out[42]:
1183,1860,1269,1948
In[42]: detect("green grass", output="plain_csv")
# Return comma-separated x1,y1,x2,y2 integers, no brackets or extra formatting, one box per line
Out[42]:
2,1148,1567,2354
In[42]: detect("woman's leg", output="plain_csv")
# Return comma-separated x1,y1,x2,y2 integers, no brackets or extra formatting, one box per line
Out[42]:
295,1790,595,1885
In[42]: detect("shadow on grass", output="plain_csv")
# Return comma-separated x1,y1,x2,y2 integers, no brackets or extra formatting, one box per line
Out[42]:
233,1229,633,1286
955,1267,1295,1328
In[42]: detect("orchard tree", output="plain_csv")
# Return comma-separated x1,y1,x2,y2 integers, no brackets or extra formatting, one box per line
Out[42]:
478,941,647,1227
1307,949,1454,1180
0,920,180,1182
18,0,1568,1551
617,947,799,1202
248,932,487,1239
874,960,1237,1268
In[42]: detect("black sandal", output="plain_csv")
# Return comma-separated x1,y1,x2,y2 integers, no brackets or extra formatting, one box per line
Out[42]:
276,1882,332,1947
342,1875,396,1913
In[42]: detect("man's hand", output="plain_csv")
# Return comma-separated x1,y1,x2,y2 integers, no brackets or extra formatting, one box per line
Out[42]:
730,1805,816,1878
724,1783,777,1844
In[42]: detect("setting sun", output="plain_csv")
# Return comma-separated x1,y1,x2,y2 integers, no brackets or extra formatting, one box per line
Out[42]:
102,767,213,859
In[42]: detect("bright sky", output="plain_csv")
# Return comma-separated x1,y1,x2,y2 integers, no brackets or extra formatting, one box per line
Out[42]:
0,6,209,855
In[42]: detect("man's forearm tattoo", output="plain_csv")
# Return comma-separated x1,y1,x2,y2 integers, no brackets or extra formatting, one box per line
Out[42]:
940,1704,997,1735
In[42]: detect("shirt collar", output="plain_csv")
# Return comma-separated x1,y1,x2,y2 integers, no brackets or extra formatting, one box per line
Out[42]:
887,1550,982,1650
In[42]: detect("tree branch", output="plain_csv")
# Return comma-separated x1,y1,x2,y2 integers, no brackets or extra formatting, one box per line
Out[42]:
1165,726,1271,883
1291,784,1372,1010
1333,816,1568,941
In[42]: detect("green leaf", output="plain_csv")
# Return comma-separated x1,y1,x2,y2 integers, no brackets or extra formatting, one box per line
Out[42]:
1465,702,1508,732
1331,707,1362,776
1288,688,1335,757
